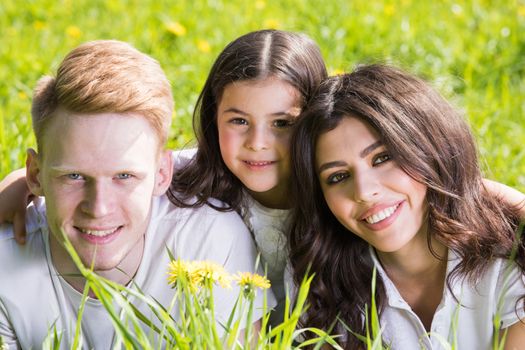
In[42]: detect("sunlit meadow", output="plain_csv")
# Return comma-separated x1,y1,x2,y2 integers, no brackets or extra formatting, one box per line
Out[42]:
0,0,524,348
1,0,524,191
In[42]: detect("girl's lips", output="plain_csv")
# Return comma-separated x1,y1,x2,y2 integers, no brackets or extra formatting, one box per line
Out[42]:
242,160,277,169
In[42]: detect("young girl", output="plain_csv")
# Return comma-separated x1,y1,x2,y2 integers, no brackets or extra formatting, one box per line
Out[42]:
0,29,329,324
289,64,525,349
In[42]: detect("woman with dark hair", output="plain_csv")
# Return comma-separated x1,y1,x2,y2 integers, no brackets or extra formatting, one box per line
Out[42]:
289,64,525,349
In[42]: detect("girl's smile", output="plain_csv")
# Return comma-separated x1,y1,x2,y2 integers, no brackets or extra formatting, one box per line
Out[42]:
216,78,300,208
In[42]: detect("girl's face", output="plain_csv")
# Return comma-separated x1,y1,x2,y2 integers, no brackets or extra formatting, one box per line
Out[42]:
316,116,428,254
217,78,301,208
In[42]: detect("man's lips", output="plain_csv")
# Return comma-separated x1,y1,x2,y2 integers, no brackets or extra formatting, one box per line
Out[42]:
74,226,122,237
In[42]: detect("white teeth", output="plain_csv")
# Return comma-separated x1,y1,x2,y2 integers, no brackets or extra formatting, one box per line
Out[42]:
78,227,118,237
246,161,272,165
365,204,399,224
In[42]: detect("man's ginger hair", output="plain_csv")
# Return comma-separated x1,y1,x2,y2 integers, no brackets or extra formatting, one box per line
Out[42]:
31,40,173,150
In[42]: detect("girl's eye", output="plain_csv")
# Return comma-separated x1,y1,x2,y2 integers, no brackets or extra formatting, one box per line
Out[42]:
373,152,391,166
326,172,350,185
116,173,132,180
229,118,248,125
272,119,294,128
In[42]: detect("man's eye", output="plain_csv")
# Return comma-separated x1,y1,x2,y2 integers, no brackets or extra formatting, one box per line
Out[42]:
273,119,294,128
373,153,391,165
326,172,350,185
66,174,83,180
116,173,132,180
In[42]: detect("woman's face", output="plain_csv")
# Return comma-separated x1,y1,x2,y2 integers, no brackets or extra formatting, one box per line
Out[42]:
315,116,428,254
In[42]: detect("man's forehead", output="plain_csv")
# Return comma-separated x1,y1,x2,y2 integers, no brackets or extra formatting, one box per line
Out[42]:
40,110,162,168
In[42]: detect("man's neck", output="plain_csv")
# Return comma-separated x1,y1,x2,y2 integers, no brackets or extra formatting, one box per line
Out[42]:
48,233,145,297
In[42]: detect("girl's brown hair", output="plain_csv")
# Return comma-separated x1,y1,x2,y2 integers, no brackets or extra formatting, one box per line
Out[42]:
168,29,327,211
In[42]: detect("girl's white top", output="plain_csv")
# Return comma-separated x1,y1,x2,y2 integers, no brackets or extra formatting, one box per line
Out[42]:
242,195,291,317
173,149,291,317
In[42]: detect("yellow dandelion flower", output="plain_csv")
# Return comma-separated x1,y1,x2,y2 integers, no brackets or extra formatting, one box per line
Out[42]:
66,25,82,39
263,19,280,29
235,272,271,290
166,21,187,37
519,5,525,17
33,20,45,30
255,0,266,9
167,260,200,289
191,261,231,288
196,39,211,53
384,4,395,16
329,68,345,76
18,92,27,100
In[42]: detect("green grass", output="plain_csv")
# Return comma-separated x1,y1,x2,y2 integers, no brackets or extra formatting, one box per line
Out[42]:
1,0,524,192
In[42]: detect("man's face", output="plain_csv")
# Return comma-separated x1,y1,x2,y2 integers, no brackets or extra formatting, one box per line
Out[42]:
27,110,172,278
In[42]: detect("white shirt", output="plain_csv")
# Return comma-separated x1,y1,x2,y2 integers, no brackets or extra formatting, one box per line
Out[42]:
0,195,274,349
242,195,291,324
370,247,525,349
173,149,292,319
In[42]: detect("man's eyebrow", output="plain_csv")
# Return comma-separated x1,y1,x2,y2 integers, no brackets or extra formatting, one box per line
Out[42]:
360,141,382,158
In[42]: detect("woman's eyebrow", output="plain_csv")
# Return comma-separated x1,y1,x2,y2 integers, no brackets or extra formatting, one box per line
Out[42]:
360,141,382,158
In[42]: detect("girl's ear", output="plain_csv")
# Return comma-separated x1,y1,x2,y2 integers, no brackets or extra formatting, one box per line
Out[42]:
26,148,44,196
153,149,173,196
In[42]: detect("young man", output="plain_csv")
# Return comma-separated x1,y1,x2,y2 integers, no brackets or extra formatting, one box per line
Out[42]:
0,40,271,348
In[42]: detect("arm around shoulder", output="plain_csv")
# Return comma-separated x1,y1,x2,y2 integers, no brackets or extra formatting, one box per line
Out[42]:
0,168,31,244
503,320,525,350
483,179,525,218
0,299,17,348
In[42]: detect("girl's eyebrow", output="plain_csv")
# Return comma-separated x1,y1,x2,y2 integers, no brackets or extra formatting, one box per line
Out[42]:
222,107,249,116
222,107,301,118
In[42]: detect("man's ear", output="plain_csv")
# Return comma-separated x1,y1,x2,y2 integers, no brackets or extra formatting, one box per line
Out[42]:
153,149,173,196
26,148,44,196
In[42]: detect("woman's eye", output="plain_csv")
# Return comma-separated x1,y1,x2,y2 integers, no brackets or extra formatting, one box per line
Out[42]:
229,118,248,125
273,119,294,128
326,172,350,185
373,153,391,165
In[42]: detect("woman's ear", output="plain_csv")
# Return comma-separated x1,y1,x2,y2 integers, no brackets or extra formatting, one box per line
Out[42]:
153,149,173,196
26,148,44,196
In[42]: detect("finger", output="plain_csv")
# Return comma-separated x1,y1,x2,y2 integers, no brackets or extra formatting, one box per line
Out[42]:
13,211,27,245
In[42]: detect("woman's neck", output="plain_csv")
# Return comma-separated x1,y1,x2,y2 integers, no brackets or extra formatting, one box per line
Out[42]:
376,231,448,331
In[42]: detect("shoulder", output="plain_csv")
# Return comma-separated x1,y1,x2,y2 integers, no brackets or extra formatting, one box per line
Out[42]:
150,195,254,264
171,147,197,170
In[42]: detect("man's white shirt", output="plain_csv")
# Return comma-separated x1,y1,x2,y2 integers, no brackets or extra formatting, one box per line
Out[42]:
0,195,275,349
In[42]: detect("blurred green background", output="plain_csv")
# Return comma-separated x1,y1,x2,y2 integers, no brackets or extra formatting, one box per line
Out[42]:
1,0,524,191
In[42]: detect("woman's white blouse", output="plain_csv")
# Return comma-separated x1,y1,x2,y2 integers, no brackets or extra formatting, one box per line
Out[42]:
370,247,525,349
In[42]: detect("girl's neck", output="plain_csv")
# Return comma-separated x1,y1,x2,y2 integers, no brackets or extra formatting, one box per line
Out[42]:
247,184,291,210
